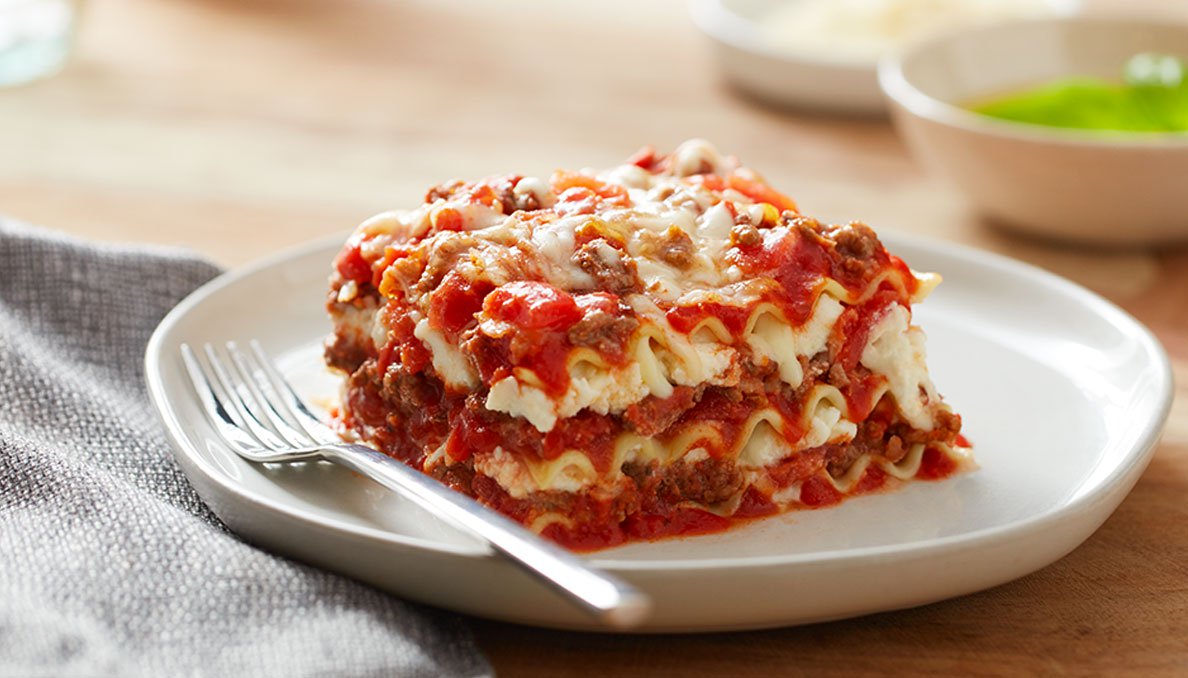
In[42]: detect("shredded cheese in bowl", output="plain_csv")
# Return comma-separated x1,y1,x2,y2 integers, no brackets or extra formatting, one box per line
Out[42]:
759,0,1073,63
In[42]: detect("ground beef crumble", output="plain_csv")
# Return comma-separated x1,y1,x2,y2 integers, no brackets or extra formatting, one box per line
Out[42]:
638,226,695,270
572,239,642,295
567,310,639,359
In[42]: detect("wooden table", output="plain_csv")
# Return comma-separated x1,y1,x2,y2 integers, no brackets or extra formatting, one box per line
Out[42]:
5,0,1185,674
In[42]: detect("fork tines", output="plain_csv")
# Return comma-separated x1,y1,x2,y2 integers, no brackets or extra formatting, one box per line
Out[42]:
181,341,335,460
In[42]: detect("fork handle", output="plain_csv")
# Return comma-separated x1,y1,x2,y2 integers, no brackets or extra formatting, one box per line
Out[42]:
322,442,652,628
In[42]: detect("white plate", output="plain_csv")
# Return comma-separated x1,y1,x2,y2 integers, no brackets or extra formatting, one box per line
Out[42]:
145,232,1171,632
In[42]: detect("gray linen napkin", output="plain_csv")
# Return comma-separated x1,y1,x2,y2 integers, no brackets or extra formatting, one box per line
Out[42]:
0,220,492,678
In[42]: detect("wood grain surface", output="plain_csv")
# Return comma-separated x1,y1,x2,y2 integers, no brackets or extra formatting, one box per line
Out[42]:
4,0,1185,675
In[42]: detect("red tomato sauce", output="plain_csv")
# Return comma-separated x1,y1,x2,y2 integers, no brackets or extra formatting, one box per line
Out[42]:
916,446,959,480
831,288,899,418
665,300,755,336
444,404,620,474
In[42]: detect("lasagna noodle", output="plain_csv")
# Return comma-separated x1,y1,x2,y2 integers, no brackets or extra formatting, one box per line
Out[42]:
480,275,937,439
458,379,962,501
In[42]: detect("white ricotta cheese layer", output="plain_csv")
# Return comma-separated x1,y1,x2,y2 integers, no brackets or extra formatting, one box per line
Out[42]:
860,303,938,431
746,295,844,389
413,318,479,390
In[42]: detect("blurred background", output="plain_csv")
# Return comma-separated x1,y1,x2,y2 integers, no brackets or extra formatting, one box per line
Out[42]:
4,1,1187,673
0,0,1176,273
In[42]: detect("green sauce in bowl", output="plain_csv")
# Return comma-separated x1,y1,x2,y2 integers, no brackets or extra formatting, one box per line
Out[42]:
971,53,1188,133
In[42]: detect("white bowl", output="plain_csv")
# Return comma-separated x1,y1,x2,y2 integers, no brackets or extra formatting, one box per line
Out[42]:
880,17,1188,245
690,0,1077,115
690,0,885,114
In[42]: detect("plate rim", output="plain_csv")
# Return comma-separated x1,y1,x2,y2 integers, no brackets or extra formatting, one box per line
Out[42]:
145,230,1173,573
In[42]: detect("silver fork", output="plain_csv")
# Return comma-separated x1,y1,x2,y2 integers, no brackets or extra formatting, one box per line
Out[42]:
180,340,651,629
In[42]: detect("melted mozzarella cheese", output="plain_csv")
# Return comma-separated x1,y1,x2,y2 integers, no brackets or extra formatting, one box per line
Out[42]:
524,215,594,289
670,138,728,176
513,176,555,208
697,201,736,261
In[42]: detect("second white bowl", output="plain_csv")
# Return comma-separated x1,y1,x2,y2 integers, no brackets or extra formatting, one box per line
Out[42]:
880,17,1188,245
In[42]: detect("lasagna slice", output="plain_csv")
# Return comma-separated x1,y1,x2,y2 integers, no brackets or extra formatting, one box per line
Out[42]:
325,140,971,551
